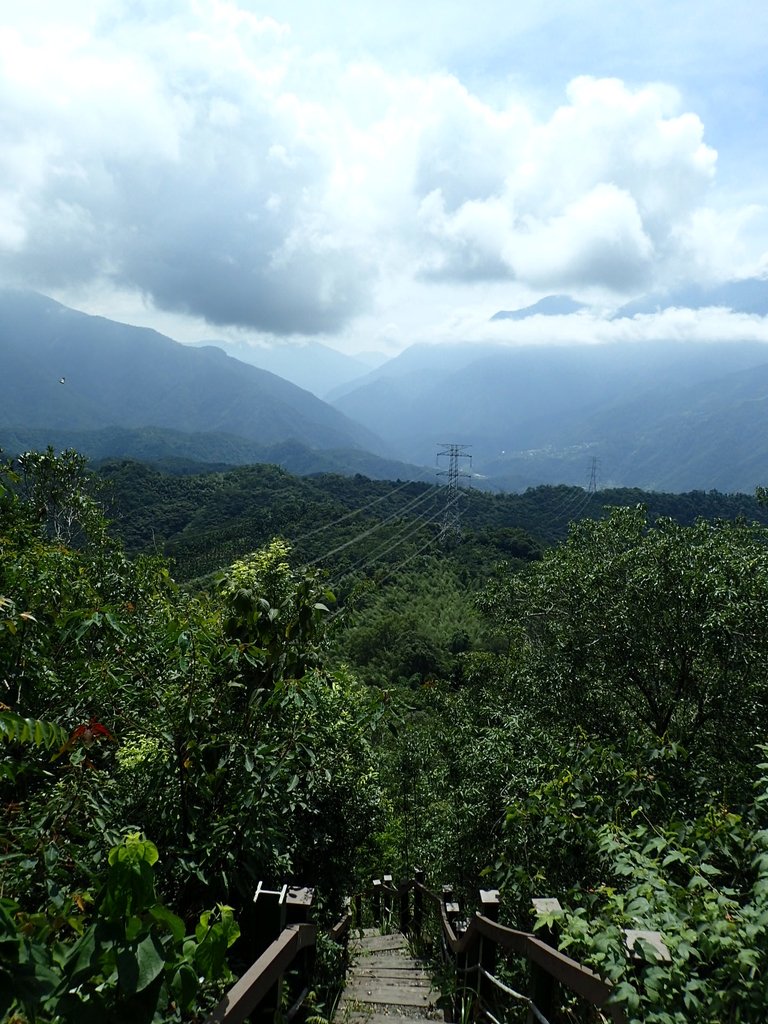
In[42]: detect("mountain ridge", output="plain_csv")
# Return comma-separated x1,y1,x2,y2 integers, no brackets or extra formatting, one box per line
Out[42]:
0,289,385,455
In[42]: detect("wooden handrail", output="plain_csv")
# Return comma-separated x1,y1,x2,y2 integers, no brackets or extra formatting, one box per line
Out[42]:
406,877,626,1024
328,910,352,943
205,922,316,1024
206,873,628,1024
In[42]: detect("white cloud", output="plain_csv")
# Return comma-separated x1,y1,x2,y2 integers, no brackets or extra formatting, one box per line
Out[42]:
0,1,765,341
413,76,721,292
428,305,768,350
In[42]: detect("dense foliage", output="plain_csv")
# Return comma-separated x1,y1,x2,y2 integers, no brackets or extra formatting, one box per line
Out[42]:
5,448,768,1023
94,457,768,580
1,450,385,1022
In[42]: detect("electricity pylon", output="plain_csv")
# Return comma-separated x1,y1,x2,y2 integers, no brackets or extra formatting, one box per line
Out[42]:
436,443,472,541
587,456,599,495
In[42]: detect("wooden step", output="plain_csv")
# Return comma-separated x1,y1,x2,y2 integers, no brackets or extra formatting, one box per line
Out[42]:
353,957,423,969
339,1014,442,1024
335,928,439,1024
340,982,434,1006
353,967,430,980
356,934,409,952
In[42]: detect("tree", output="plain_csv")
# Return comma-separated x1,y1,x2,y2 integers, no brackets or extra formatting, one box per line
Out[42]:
1,452,386,1020
481,506,768,783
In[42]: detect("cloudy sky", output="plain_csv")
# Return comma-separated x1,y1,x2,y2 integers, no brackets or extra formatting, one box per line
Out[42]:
1,0,768,354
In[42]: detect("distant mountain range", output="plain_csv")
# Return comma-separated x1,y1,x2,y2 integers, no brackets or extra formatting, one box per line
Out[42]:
614,276,768,318
329,338,768,492
0,289,384,455
5,287,768,493
491,295,588,320
0,426,434,483
490,277,768,322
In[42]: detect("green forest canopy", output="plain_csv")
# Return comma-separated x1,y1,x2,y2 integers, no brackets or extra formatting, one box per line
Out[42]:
2,448,768,1023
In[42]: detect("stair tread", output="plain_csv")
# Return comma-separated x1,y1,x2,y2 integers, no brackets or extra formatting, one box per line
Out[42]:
334,929,439,1023
338,1013,443,1024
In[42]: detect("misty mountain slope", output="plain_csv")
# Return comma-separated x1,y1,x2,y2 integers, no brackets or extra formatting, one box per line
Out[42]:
480,358,768,492
0,290,385,454
330,339,768,490
332,340,768,463
574,360,768,490
615,276,768,318
325,342,503,402
0,426,433,483
192,338,372,398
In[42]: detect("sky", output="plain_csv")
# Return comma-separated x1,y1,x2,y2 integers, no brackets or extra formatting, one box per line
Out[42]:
1,0,768,355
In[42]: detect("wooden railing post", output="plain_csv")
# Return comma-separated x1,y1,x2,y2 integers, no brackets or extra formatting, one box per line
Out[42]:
442,886,463,1020
477,889,500,1019
527,897,562,1024
372,878,382,926
354,891,362,930
284,887,315,1020
383,872,393,926
250,883,288,1024
442,885,459,927
399,880,410,935
413,868,425,936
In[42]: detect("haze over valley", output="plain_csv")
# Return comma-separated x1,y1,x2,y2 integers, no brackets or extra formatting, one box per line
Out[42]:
3,285,768,494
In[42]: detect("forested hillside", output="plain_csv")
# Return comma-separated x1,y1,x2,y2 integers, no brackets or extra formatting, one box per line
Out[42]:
3,449,768,1022
94,456,768,581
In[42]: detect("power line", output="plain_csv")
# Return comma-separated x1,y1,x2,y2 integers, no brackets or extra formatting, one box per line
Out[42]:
373,523,445,585
287,477,418,548
300,483,443,569
325,501,452,622
326,493,452,587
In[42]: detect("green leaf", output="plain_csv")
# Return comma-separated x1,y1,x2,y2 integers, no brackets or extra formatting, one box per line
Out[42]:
117,933,165,995
148,905,185,945
170,961,199,1012
61,925,98,987
0,712,68,751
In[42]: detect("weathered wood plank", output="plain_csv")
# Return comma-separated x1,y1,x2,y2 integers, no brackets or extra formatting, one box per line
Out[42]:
356,934,409,952
341,983,434,1006
341,1015,440,1024
353,967,430,980
352,957,422,969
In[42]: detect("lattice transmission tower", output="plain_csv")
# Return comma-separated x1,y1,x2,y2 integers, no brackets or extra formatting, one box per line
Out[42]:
436,443,472,541
587,456,600,495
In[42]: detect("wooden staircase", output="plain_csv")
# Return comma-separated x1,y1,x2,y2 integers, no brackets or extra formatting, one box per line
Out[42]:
334,929,442,1024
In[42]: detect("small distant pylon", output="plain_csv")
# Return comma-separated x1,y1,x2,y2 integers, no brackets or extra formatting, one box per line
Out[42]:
436,443,472,541
587,456,599,495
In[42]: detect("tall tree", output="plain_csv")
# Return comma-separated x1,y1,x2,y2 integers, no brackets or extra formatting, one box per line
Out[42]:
481,506,768,777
